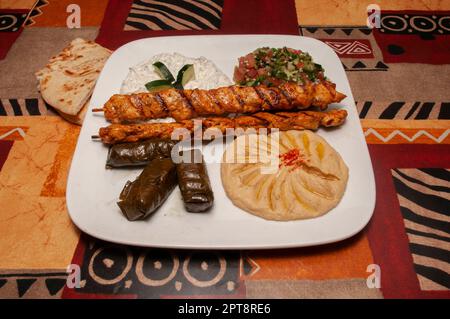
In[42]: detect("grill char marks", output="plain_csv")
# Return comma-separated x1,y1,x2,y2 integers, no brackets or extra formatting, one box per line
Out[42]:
253,86,273,111
279,82,313,109
154,93,169,115
129,94,144,116
177,89,197,115
126,94,145,121
255,86,291,111
184,89,224,117
98,109,348,144
278,85,294,106
181,89,199,114
201,116,235,133
230,86,245,108
210,86,242,113
158,88,197,121
100,82,347,123
138,93,169,120
233,86,264,113
234,115,268,130
204,89,224,115
252,112,297,130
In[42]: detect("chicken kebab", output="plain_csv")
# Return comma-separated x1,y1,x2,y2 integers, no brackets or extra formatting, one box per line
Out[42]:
96,109,348,144
93,81,346,123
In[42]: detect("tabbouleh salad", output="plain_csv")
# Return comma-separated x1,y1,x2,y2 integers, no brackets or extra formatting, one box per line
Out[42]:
233,47,326,87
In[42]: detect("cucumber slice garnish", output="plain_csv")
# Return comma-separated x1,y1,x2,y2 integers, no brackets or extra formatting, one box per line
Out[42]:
175,64,195,88
144,79,173,92
153,62,175,83
147,62,195,91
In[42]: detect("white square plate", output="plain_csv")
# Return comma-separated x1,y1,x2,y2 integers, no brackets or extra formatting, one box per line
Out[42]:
67,35,376,249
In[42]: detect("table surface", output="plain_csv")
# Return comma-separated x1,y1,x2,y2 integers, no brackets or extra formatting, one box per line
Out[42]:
0,0,449,299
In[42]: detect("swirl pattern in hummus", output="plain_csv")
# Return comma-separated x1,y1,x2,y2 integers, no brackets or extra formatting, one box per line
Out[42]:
221,130,349,221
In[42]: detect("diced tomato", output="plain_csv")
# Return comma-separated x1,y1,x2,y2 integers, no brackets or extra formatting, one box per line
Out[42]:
238,57,246,69
233,66,245,83
257,68,267,76
265,77,282,86
245,53,256,68
287,48,301,55
246,68,258,78
235,47,314,86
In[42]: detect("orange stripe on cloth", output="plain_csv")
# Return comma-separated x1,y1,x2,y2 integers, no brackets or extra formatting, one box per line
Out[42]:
41,124,80,197
244,232,374,280
295,0,450,26
362,120,450,144
0,126,28,141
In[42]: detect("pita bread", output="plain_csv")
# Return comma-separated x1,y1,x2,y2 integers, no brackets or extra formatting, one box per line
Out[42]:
36,38,111,120
55,98,89,125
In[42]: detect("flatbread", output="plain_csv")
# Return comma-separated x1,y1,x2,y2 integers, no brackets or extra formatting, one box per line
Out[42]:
36,38,111,118
55,98,89,125
221,130,349,221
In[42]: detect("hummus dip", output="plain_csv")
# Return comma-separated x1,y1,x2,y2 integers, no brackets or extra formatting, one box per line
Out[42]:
221,130,349,221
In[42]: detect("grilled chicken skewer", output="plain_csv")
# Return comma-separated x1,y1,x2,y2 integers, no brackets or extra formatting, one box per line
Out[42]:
97,109,347,144
93,81,346,123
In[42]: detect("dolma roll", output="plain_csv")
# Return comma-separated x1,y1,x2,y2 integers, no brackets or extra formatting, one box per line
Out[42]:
117,157,177,221
176,149,214,213
106,139,176,168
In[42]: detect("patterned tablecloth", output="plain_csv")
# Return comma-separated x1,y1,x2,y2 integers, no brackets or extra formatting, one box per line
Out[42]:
0,0,449,299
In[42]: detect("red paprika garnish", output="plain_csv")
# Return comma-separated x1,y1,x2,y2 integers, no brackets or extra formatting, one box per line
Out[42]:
279,149,306,170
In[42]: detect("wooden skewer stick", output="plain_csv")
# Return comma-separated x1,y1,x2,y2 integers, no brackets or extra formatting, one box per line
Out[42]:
92,108,104,112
